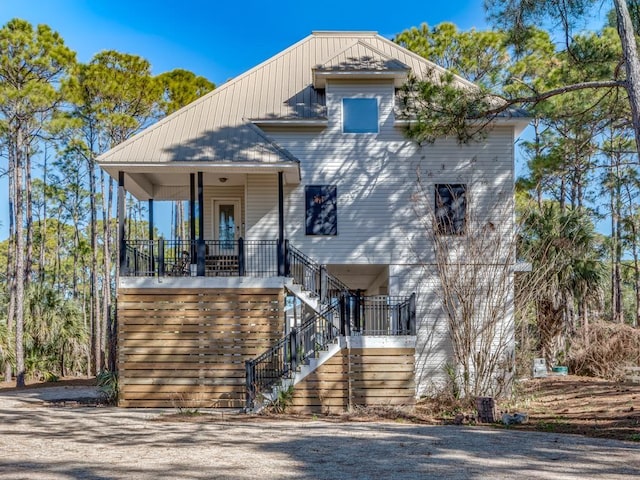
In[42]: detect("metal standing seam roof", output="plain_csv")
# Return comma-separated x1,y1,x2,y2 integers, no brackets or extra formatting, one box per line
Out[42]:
314,40,410,72
97,31,475,167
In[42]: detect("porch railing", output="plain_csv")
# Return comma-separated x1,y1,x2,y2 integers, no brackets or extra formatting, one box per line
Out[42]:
351,294,416,336
245,301,341,410
122,238,279,277
123,241,156,276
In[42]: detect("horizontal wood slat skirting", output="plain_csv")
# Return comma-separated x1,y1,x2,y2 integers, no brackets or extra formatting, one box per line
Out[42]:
289,347,416,414
117,288,284,409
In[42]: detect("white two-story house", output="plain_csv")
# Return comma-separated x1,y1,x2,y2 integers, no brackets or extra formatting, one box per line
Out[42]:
98,31,528,411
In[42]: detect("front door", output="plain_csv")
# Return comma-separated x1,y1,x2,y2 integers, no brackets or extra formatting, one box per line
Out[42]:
213,200,241,249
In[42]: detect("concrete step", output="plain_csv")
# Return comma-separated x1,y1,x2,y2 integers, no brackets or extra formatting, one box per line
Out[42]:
285,281,321,313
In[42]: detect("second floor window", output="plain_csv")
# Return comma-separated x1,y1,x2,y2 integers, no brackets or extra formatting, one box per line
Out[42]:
435,184,467,235
342,98,378,133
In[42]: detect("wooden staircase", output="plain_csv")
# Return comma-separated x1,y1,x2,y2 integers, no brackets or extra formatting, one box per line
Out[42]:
245,245,417,413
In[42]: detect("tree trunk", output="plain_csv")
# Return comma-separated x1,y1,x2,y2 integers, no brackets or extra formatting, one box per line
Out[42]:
615,0,640,161
634,247,640,328
25,148,33,281
610,149,624,323
14,128,26,387
101,171,112,370
88,157,101,375
55,205,63,291
615,162,624,324
623,180,640,328
5,149,16,383
39,149,48,284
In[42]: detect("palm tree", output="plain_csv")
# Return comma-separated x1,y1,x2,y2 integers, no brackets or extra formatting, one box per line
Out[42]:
520,202,605,364
23,284,88,380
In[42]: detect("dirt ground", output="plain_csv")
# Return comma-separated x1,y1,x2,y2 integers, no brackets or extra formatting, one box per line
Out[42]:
0,377,96,391
1,374,638,443
1,382,639,480
498,375,640,442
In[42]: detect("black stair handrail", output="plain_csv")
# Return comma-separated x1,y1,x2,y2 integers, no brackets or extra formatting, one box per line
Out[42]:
124,241,155,276
286,243,350,304
245,292,416,410
245,300,341,411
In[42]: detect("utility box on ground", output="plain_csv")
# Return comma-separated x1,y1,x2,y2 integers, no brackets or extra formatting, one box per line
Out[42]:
475,397,496,423
533,358,547,378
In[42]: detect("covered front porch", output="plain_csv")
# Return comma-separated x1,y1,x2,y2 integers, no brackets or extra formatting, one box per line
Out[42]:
107,161,300,279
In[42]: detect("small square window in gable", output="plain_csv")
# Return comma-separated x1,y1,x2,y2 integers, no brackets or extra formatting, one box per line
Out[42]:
342,98,378,133
435,184,467,235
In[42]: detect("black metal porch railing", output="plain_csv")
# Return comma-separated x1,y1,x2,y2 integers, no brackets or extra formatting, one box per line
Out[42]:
349,294,417,336
245,301,341,411
122,238,279,277
123,241,156,276
123,239,360,294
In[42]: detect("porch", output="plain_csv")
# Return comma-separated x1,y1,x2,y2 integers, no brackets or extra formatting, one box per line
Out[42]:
122,238,281,278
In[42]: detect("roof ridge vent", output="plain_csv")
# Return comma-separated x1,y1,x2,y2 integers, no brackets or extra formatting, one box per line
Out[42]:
311,30,378,36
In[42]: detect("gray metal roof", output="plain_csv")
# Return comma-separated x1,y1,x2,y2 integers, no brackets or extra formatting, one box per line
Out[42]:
97,31,476,167
312,41,410,88
314,41,409,72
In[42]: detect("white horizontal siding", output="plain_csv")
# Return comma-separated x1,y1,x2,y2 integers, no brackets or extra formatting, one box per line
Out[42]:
272,82,514,267
268,81,516,396
246,175,279,239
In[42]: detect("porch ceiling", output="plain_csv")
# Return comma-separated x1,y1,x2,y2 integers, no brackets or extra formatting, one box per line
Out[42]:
104,163,300,201
328,264,388,292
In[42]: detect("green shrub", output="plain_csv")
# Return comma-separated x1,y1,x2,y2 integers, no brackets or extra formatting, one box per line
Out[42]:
96,370,118,404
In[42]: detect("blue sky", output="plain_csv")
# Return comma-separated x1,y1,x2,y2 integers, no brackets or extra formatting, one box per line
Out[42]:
0,0,488,84
0,0,490,240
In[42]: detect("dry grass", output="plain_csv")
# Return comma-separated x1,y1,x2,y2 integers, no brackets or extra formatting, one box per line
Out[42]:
500,375,640,442
568,322,640,380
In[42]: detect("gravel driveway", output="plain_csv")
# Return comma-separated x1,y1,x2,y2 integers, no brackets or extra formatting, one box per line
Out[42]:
0,386,638,479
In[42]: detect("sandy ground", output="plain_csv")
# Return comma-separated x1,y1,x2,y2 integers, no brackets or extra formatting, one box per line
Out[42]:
0,386,639,480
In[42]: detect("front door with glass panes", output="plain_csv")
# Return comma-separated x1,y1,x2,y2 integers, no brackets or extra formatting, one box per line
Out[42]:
213,200,241,250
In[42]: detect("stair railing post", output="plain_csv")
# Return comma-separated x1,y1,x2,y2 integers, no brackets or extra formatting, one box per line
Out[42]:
354,294,361,334
284,239,290,276
345,294,352,336
245,360,254,411
158,238,165,277
409,293,417,335
238,237,245,276
289,327,298,373
319,265,328,304
197,239,206,276
277,238,285,276
340,295,351,336
149,240,155,276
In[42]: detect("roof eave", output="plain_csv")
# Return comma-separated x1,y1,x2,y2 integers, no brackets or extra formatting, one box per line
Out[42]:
250,118,328,129
312,70,409,88
394,115,531,138
101,161,301,195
